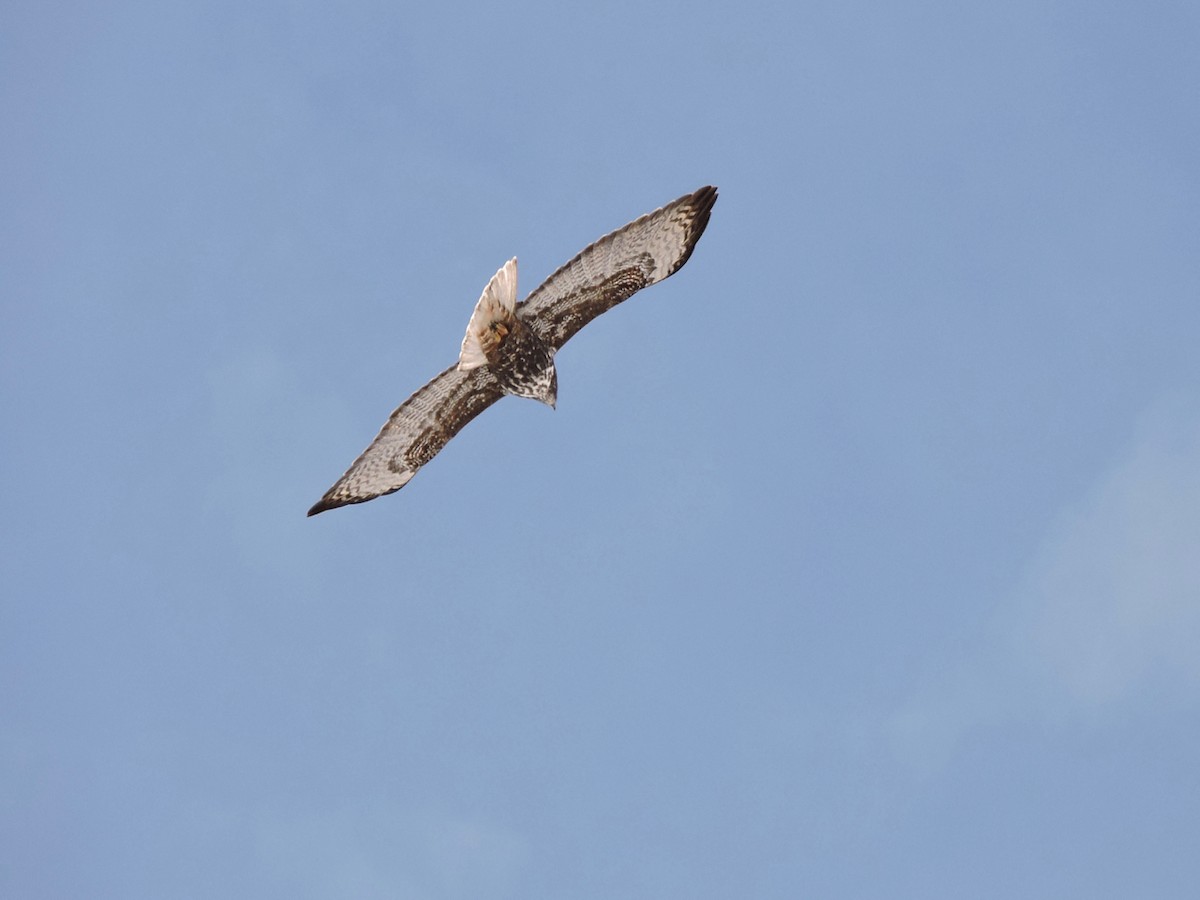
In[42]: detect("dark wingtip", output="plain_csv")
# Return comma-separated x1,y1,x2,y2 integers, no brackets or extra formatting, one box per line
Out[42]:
690,185,718,228
668,185,718,276
307,498,336,517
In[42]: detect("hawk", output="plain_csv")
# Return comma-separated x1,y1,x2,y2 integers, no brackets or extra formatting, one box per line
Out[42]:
308,185,718,516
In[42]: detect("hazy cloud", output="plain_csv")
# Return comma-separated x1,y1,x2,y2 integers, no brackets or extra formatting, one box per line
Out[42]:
253,806,528,900
891,398,1200,770
1025,401,1200,706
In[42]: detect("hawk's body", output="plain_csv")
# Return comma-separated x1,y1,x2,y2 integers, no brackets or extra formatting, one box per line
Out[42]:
308,185,717,515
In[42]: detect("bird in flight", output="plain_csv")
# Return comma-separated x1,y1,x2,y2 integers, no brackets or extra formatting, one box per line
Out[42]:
308,185,718,516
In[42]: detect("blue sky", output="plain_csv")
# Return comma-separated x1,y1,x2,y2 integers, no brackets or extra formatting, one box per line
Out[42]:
3,1,1199,897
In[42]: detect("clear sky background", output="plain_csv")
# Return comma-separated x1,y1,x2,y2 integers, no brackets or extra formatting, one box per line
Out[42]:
4,1,1199,897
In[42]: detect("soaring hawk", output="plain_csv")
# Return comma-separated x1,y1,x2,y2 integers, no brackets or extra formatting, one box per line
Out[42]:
308,185,717,516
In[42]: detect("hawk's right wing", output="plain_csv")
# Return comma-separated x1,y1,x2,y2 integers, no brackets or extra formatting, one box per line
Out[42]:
517,186,717,350
308,365,505,515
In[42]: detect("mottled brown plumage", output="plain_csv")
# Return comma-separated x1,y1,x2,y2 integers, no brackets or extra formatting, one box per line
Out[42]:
308,185,717,515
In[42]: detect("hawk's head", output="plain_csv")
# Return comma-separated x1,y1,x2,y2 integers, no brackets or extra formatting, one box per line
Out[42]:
514,359,556,409
493,319,557,410
541,365,558,410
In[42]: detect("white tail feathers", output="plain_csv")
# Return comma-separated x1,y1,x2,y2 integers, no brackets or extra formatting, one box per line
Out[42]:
459,258,518,370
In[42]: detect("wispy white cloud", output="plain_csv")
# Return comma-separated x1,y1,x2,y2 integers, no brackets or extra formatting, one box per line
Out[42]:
891,397,1200,770
1025,402,1200,706
252,805,529,900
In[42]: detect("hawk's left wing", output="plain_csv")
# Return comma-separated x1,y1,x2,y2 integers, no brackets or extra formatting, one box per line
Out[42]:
308,364,504,515
517,186,717,350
